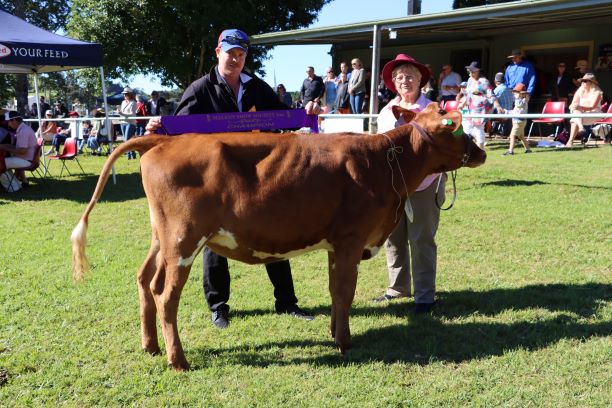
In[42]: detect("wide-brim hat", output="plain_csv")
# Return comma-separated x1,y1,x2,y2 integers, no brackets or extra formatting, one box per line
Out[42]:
121,87,134,94
4,110,21,121
577,72,598,85
465,61,481,72
382,54,430,92
507,49,522,58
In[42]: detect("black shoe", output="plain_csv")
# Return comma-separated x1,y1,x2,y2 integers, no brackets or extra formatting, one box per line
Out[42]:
211,309,229,329
276,304,314,321
413,302,435,314
373,293,399,302
502,151,514,156
524,149,532,154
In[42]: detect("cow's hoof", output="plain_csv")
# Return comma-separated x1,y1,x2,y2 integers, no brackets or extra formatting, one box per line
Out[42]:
143,346,161,356
168,361,190,372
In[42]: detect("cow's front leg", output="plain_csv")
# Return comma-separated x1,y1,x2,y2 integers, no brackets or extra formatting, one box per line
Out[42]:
327,251,336,338
137,233,161,355
150,258,191,371
328,247,360,354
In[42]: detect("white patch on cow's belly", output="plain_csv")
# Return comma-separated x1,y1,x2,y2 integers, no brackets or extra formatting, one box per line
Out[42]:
208,228,239,250
252,239,333,260
177,236,208,267
366,246,381,257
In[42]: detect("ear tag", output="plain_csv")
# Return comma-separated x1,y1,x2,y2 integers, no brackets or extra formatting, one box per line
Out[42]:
441,119,464,137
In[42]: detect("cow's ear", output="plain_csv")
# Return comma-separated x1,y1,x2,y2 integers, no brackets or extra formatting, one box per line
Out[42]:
392,105,417,122
445,111,463,133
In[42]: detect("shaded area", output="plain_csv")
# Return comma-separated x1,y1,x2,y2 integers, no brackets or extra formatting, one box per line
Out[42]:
188,283,611,368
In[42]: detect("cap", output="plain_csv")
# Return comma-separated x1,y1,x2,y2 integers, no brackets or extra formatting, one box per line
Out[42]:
68,111,79,117
494,72,504,82
217,29,250,53
465,61,481,72
121,87,134,94
45,109,53,115
507,49,522,58
4,110,21,121
381,53,430,92
459,81,467,87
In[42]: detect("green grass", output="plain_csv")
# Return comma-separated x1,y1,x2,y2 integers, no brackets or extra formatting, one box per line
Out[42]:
1,141,611,407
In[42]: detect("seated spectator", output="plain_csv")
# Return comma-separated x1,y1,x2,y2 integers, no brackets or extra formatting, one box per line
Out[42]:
77,120,92,153
0,111,38,192
46,111,80,155
87,109,110,155
276,84,292,107
37,110,58,142
566,73,603,146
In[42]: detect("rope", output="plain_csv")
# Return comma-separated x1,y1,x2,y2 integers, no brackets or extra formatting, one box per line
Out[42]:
381,132,409,223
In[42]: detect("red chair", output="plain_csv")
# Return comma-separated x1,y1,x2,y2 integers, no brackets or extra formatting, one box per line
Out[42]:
47,138,85,177
527,101,566,139
442,100,459,112
585,103,612,146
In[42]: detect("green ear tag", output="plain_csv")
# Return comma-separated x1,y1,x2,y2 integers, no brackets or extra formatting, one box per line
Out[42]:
452,125,465,137
441,119,453,126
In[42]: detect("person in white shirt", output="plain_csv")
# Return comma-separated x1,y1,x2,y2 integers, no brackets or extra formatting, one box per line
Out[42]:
438,64,462,103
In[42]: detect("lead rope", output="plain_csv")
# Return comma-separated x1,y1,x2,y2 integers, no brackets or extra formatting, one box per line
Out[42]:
435,170,457,210
381,132,409,223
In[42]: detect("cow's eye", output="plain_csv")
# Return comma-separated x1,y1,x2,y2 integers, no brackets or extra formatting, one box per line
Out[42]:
439,109,447,115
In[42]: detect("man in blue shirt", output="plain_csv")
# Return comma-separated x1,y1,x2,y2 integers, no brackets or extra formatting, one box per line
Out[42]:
504,49,536,96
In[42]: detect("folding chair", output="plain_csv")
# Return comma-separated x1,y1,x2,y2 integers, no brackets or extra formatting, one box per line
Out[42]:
584,103,612,147
527,101,565,139
47,138,86,177
442,100,459,112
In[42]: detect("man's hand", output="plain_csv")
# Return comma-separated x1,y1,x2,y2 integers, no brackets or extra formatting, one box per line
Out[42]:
305,101,321,115
145,117,162,135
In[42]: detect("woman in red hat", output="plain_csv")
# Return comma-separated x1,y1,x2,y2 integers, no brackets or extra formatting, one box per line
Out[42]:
373,54,444,313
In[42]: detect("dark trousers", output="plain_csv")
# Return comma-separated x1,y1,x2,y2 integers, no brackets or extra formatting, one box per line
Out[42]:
202,247,298,313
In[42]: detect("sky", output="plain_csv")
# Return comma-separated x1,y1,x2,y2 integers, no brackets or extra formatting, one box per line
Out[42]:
130,0,453,94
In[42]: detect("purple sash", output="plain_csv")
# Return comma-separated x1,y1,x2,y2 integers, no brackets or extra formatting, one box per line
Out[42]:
155,109,318,135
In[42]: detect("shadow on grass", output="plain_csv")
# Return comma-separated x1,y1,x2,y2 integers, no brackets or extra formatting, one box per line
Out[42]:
190,283,611,368
478,178,611,190
0,172,145,203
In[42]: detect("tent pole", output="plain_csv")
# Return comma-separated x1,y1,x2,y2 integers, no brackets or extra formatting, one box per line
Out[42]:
33,72,47,171
99,66,116,185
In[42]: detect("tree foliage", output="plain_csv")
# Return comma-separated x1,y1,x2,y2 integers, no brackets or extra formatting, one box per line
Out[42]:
67,0,331,90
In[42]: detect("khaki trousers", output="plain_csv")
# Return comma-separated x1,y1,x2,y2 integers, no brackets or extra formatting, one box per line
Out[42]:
384,176,445,303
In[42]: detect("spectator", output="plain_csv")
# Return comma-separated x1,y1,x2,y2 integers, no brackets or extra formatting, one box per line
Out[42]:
438,64,462,102
336,61,351,84
456,81,468,105
323,67,337,109
145,91,167,116
299,66,324,106
373,54,445,314
46,111,81,155
348,58,366,114
566,73,603,146
460,61,503,149
77,120,92,153
421,64,437,101
377,73,393,111
333,72,351,113
87,109,109,155
135,95,148,136
145,28,314,329
119,87,137,160
276,84,292,107
37,110,58,142
53,100,69,123
572,59,590,88
504,49,536,97
39,96,51,116
492,72,514,137
502,83,532,156
0,111,37,192
550,62,574,103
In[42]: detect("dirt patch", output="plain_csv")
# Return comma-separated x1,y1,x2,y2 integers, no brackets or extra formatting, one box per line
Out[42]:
0,368,8,386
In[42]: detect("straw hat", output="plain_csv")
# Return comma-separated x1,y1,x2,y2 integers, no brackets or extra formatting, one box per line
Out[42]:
577,72,598,85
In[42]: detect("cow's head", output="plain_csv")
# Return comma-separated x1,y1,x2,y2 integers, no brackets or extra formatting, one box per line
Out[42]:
392,102,486,171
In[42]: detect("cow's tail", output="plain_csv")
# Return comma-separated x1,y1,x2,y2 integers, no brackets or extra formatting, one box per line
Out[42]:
71,135,169,281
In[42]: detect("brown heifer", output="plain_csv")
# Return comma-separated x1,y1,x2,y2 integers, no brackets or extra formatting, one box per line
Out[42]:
72,102,486,370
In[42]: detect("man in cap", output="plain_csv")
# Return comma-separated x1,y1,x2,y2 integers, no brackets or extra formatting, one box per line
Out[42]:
504,49,536,97
0,111,38,191
146,28,315,329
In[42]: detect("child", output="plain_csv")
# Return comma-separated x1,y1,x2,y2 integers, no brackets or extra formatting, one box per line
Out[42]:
503,83,532,156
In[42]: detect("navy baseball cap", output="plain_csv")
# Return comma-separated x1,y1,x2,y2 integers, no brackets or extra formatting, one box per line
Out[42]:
217,29,250,52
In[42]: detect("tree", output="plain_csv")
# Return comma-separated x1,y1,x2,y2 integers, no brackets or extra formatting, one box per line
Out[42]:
0,0,70,112
67,0,331,90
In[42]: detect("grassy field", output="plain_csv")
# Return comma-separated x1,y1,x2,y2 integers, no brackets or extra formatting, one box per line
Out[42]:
0,140,610,406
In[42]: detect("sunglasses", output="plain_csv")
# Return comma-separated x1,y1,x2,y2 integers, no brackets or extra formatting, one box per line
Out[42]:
558,64,566,67
222,35,249,49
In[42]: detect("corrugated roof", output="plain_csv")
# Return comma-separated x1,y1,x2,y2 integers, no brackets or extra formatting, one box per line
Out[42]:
251,0,612,48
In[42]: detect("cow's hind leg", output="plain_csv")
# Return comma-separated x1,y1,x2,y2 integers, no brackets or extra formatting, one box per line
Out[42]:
327,251,336,338
150,252,191,371
137,233,161,355
328,247,360,354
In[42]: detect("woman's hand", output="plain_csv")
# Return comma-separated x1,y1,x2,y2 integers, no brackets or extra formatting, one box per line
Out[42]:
145,117,162,135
